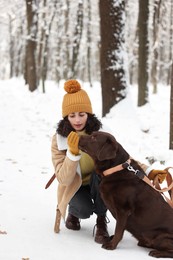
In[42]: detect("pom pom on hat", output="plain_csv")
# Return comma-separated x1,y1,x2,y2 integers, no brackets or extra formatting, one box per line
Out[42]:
62,79,93,118
64,79,81,93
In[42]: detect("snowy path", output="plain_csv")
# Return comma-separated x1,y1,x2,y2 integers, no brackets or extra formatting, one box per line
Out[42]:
0,79,172,260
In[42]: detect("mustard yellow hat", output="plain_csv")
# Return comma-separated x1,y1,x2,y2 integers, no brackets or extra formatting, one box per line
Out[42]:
62,79,93,118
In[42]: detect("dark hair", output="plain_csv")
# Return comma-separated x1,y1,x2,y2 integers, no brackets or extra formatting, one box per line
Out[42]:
56,114,102,137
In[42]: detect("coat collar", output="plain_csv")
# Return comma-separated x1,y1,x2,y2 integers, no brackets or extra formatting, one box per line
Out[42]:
56,130,86,151
57,134,68,150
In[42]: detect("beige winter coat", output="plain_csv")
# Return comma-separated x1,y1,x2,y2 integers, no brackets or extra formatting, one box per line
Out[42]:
51,133,82,220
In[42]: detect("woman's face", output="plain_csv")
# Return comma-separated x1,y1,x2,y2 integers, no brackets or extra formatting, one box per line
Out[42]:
68,112,88,131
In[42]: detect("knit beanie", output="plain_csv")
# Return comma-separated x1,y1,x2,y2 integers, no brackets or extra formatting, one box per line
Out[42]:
62,79,93,118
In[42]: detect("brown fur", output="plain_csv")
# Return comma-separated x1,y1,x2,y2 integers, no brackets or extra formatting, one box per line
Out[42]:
79,131,173,258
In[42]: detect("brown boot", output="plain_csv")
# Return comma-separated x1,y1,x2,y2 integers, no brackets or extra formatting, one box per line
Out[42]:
94,215,110,244
65,213,81,231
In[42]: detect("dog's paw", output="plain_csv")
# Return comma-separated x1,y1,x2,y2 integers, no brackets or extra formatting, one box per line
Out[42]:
149,250,173,258
149,250,166,258
102,241,116,250
138,241,151,248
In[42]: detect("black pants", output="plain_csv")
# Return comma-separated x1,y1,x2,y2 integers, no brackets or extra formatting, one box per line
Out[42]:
68,171,107,219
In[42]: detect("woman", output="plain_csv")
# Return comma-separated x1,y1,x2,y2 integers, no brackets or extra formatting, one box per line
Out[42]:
51,79,167,243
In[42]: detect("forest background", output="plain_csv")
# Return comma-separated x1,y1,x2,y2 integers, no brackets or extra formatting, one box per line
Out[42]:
0,0,173,148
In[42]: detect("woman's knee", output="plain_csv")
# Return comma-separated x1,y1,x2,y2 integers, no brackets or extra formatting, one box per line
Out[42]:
69,202,93,219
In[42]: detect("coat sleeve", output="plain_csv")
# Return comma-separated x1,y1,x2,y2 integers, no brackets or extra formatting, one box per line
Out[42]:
51,134,81,185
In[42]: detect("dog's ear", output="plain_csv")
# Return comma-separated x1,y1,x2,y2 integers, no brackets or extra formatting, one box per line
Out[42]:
97,139,117,161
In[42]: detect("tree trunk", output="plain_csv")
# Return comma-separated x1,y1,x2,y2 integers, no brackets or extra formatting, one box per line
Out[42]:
151,0,162,94
8,14,15,78
37,0,47,85
86,0,92,87
170,63,173,149
167,0,173,86
99,0,127,117
71,1,83,77
138,0,149,106
169,1,173,150
41,1,57,93
25,0,38,92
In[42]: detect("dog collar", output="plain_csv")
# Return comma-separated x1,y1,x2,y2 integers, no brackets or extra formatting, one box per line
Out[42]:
103,159,131,176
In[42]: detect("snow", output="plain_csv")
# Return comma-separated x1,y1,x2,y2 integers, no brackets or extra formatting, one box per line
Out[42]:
0,78,173,260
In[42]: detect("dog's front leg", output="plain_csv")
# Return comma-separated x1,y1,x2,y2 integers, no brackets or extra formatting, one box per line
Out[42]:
102,210,129,250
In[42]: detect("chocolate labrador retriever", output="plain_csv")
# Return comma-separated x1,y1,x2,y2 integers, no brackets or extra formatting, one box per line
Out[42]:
79,131,173,258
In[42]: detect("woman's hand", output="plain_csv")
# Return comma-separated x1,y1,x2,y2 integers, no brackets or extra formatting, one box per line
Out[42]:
67,131,80,155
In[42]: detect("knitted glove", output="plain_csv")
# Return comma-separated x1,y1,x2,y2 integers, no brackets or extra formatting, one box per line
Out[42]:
67,131,79,155
148,169,167,184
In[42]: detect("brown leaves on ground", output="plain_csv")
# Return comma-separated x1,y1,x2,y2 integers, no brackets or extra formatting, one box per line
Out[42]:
0,230,7,234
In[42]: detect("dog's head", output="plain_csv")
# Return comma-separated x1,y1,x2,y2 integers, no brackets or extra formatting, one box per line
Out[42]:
79,131,118,161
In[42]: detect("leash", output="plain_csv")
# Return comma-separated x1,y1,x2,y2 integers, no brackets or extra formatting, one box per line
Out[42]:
45,173,56,189
103,161,173,208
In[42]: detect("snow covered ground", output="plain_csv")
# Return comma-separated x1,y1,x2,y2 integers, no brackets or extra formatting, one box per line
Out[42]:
0,78,173,260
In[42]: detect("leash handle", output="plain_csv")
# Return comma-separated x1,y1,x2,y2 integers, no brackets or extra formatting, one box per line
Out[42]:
153,167,173,208
153,167,173,192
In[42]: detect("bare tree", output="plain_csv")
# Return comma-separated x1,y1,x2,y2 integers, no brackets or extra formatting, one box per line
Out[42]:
25,0,38,92
151,0,162,94
41,1,57,92
54,0,63,82
99,0,127,117
170,63,173,149
169,0,173,149
62,0,70,79
137,0,149,106
167,0,173,86
8,14,15,78
14,21,25,77
1,0,173,92
86,0,92,86
37,0,47,85
71,1,84,77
